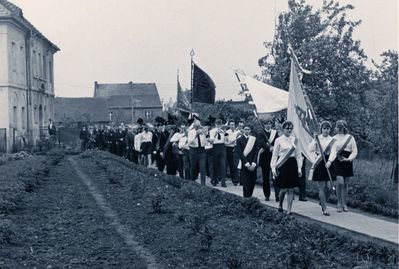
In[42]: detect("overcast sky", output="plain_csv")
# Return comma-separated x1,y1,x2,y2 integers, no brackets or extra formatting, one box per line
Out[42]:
12,0,398,103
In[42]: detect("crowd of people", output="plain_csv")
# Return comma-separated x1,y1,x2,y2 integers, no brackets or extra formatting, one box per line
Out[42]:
78,115,358,216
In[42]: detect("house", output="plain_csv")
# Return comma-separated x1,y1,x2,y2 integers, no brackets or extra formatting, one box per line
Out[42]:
94,81,163,124
54,97,110,127
0,0,59,152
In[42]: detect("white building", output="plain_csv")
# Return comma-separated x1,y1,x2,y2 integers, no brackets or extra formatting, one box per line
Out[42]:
0,0,59,152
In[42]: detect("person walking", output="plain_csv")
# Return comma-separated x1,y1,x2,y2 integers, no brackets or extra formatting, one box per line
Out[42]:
225,121,240,185
236,124,259,198
326,120,358,213
209,119,227,187
271,121,303,215
187,120,207,185
308,121,336,216
257,119,279,201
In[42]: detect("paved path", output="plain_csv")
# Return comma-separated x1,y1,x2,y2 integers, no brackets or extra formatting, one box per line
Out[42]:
209,181,398,245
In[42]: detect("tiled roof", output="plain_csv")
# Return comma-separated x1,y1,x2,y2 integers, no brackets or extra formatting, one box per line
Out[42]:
94,82,162,108
54,97,110,123
0,0,59,51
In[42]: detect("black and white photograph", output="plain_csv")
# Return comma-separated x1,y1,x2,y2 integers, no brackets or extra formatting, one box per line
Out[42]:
0,0,398,268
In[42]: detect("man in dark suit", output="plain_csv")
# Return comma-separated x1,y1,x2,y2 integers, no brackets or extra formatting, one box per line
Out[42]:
236,124,259,198
258,119,279,201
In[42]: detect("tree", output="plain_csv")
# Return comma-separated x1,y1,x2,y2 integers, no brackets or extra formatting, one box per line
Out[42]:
367,51,398,157
259,0,375,153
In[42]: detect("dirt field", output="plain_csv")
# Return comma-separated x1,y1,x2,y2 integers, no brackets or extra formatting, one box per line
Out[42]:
0,150,397,268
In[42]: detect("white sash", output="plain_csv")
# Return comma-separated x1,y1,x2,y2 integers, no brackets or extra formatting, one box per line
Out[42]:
268,129,276,145
237,135,256,169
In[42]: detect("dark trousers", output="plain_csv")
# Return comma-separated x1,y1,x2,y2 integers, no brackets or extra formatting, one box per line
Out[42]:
190,147,206,185
127,148,138,164
298,159,307,199
226,146,238,184
165,150,177,175
213,144,226,184
206,148,214,180
156,152,165,172
182,150,191,179
240,167,257,198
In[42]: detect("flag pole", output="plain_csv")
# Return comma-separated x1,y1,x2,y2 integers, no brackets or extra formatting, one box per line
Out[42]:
190,49,195,104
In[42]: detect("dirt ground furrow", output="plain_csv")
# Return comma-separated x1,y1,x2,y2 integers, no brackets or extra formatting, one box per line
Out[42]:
1,158,148,268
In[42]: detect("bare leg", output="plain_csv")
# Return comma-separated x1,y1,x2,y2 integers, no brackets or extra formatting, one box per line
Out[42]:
336,176,344,212
286,189,294,214
279,189,287,211
343,177,349,211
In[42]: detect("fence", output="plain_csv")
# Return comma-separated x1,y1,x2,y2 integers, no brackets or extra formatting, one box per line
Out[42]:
58,127,80,148
0,128,6,153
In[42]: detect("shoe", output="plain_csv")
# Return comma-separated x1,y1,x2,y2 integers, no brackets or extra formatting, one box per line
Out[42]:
275,197,279,202
265,197,270,201
322,209,330,216
299,198,308,202
337,207,343,213
221,183,227,188
343,206,349,212
278,207,283,212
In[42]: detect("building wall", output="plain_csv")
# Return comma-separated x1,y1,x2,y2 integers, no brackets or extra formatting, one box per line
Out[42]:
109,107,162,124
0,21,56,152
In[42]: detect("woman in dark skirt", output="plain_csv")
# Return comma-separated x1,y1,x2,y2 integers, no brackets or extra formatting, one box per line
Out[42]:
271,121,303,215
140,124,154,167
326,120,358,212
308,121,336,216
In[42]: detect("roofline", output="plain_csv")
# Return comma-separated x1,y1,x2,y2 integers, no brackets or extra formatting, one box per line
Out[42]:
0,9,59,51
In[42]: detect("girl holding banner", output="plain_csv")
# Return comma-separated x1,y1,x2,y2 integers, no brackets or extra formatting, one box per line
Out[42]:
326,120,358,213
308,121,336,216
271,121,303,215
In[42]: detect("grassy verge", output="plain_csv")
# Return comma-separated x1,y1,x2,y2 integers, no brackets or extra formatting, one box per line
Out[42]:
76,151,398,268
304,158,398,218
0,149,65,245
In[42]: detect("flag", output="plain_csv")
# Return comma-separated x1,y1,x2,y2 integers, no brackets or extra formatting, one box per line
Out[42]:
235,72,288,113
177,79,191,111
287,60,318,162
192,63,216,104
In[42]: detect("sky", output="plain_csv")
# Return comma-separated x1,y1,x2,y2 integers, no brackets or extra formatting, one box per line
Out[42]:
11,0,398,103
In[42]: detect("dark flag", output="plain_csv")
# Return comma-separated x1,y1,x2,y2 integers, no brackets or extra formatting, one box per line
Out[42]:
177,79,191,111
192,63,216,104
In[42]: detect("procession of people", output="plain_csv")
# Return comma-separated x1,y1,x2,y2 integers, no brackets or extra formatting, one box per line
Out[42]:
77,114,358,216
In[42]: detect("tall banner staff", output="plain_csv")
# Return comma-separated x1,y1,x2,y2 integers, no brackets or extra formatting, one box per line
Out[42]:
287,46,335,191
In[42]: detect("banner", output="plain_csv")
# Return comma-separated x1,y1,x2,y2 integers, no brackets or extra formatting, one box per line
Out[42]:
177,79,191,111
235,72,288,113
287,60,317,162
192,63,216,104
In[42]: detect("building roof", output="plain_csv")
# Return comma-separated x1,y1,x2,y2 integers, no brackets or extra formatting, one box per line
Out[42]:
94,82,162,108
0,0,59,51
54,97,110,123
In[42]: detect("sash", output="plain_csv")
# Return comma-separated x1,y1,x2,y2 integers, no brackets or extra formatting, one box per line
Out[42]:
308,137,335,180
275,138,297,170
336,135,352,159
163,130,175,155
237,135,256,169
268,130,277,145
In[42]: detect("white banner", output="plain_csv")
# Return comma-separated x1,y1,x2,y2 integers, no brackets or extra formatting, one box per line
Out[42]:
235,73,288,113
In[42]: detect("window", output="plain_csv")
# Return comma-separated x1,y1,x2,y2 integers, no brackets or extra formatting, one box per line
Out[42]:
32,50,37,77
38,53,42,79
34,107,38,124
43,55,47,80
11,42,16,72
49,61,53,84
20,46,25,75
13,106,17,128
21,107,25,129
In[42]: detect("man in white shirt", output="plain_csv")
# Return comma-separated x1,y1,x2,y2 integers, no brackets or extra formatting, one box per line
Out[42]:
187,120,207,185
225,121,240,185
209,119,227,187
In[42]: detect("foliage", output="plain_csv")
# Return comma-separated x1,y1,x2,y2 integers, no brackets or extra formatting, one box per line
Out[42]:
258,0,397,157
